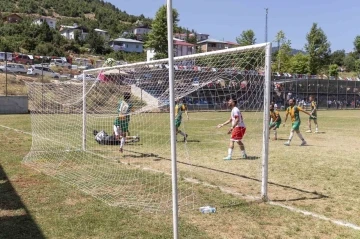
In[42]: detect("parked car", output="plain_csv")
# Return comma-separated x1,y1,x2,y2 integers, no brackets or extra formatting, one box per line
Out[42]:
74,73,97,80
0,63,27,74
50,58,71,67
0,52,13,61
27,65,60,78
13,54,34,65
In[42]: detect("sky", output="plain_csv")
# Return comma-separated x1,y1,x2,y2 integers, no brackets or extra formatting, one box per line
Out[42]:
108,0,359,52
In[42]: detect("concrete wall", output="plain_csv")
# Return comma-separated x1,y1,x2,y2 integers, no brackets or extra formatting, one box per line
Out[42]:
0,96,28,114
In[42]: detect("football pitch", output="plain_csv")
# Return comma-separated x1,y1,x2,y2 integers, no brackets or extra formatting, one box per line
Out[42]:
1,110,360,238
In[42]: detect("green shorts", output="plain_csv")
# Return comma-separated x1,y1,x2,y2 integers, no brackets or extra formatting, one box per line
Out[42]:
292,121,301,131
270,121,281,129
118,121,129,132
175,119,181,128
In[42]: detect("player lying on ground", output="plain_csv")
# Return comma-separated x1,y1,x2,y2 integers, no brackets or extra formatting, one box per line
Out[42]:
269,104,282,140
217,98,247,160
306,95,319,133
283,99,316,146
94,130,140,145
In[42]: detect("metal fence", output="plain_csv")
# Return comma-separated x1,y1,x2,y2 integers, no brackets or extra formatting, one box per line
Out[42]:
182,77,360,111
272,78,360,109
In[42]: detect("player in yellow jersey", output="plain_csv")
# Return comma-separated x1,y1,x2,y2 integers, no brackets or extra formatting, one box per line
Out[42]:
306,95,319,133
175,99,189,142
269,104,281,140
283,99,315,146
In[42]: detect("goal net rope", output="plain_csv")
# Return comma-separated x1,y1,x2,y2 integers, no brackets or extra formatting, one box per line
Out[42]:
24,43,270,211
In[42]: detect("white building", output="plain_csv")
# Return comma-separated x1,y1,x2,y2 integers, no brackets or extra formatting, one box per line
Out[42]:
109,38,144,53
146,38,195,62
59,24,88,40
59,24,108,41
133,26,151,41
33,16,57,29
95,28,109,41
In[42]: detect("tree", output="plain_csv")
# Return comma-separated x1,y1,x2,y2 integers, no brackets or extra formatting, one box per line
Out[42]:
236,30,256,46
86,29,105,54
328,64,339,77
290,53,310,74
0,37,14,52
354,35,360,55
354,59,360,75
144,5,179,60
273,39,292,73
275,30,285,52
187,34,197,45
330,50,345,66
38,21,53,42
274,30,290,72
304,23,331,74
344,52,357,72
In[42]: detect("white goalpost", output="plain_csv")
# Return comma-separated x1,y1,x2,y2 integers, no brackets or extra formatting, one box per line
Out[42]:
24,42,272,222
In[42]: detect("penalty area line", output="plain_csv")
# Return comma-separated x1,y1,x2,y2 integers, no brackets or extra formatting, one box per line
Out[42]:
2,124,360,231
268,201,360,231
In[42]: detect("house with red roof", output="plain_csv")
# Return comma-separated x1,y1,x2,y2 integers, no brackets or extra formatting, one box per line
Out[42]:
146,38,195,62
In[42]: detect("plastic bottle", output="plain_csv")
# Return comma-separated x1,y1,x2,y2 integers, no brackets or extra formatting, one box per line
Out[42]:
199,206,216,214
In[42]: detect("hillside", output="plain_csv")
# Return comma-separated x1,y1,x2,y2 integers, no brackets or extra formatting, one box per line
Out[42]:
0,0,153,37
0,0,189,38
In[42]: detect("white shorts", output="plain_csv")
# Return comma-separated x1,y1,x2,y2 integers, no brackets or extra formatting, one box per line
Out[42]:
113,125,123,136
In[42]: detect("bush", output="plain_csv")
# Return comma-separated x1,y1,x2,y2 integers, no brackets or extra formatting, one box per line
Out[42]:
329,64,339,77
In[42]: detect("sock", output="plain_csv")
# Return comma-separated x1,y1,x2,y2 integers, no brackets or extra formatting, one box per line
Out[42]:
274,130,277,138
296,132,304,141
288,131,294,141
178,131,186,137
315,125,318,131
241,150,246,155
228,148,233,157
120,137,125,148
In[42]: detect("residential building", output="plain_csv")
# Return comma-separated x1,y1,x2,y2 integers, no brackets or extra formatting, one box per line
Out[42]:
146,38,195,62
59,24,88,40
2,13,22,23
174,40,195,57
133,26,151,41
197,39,227,52
196,33,210,42
174,33,209,42
225,41,240,49
174,33,188,41
33,16,57,29
95,28,109,41
109,38,144,53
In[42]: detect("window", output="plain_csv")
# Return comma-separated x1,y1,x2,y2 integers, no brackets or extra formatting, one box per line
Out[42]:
136,45,139,48
209,43,216,48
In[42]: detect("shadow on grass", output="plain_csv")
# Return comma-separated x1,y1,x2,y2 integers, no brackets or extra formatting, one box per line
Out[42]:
0,165,45,239
125,149,329,202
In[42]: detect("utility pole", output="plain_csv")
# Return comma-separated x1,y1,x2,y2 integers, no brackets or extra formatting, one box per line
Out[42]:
265,8,269,42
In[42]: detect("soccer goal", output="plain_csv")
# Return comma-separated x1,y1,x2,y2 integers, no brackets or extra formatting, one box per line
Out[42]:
24,42,271,211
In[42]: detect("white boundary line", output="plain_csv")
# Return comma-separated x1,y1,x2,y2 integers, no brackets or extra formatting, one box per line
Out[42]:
1,123,359,231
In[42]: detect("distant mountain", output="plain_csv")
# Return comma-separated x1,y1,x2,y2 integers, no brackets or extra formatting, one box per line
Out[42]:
272,47,306,55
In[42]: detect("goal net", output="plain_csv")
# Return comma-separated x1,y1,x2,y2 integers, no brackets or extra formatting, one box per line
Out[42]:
24,43,271,211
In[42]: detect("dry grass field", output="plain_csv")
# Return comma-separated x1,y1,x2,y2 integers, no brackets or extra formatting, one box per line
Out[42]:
1,110,360,238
